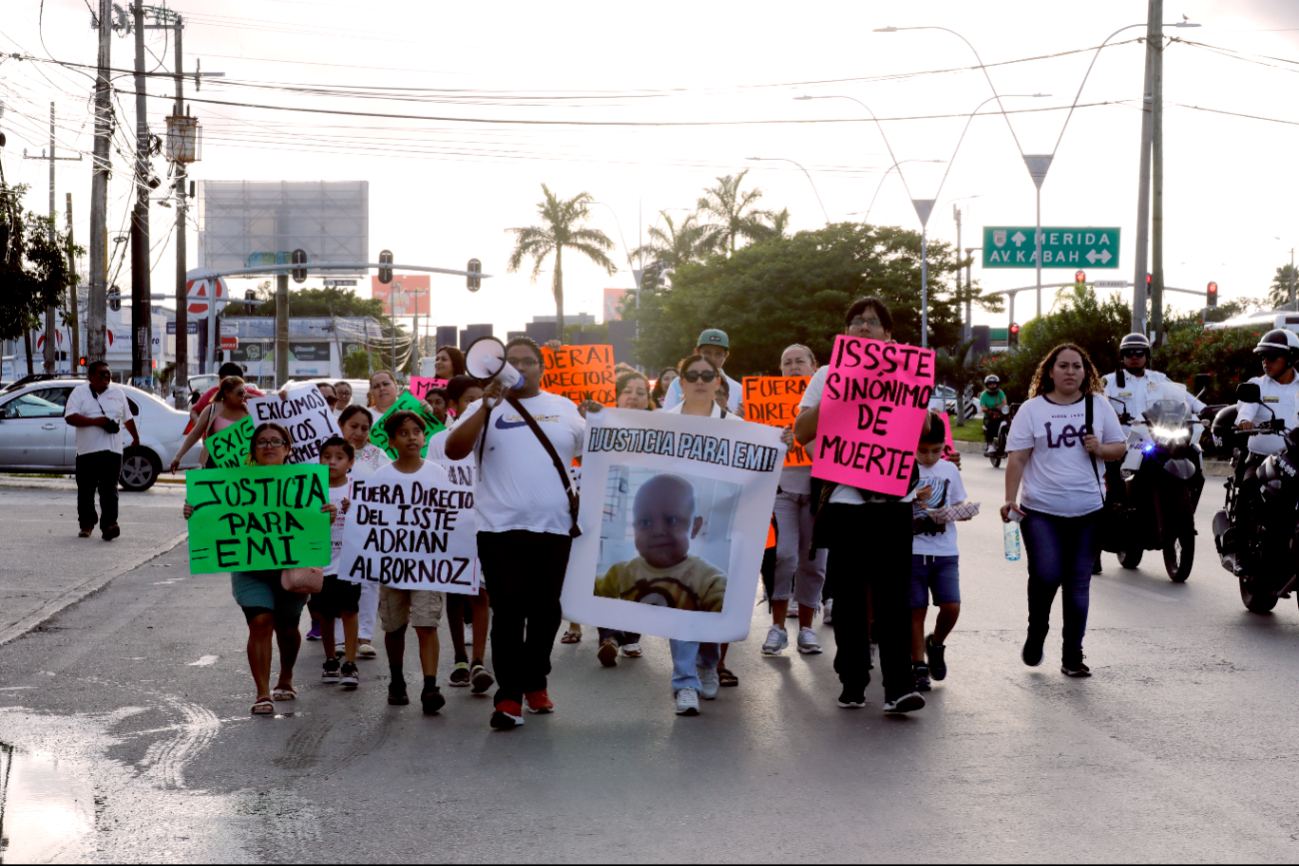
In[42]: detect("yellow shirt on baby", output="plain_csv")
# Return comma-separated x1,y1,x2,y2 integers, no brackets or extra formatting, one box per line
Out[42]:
594,555,728,613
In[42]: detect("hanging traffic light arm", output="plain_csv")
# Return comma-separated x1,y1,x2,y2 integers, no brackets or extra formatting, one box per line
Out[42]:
202,262,493,280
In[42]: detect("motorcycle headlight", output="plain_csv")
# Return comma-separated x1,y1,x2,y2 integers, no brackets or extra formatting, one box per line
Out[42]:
1150,425,1191,445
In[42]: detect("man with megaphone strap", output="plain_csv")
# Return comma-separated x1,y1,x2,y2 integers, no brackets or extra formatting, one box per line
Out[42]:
445,336,585,731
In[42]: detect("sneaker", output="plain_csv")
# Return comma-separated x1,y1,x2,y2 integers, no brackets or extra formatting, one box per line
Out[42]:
421,685,446,715
448,662,471,687
697,667,720,700
597,639,619,668
883,692,925,714
356,642,378,660
334,646,346,658
490,700,524,730
822,598,834,625
912,662,932,692
321,657,340,684
387,679,409,706
926,634,947,681
621,642,643,658
524,690,554,714
836,686,866,708
796,627,822,654
470,664,494,694
786,602,800,619
305,623,322,641
675,687,700,716
339,661,359,690
1022,630,1046,667
1061,651,1092,678
761,625,789,656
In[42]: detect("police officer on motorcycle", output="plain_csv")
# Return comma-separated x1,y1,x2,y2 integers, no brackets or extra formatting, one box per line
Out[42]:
980,375,1008,454
1102,332,1207,421
1236,329,1299,447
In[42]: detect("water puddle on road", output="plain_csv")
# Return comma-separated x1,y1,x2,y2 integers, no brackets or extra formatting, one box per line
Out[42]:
0,741,95,863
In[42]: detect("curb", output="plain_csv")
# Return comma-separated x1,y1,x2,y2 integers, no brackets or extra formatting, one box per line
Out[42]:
950,437,1232,476
0,531,189,649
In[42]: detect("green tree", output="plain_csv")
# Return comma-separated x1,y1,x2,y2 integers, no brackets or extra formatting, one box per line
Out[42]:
507,185,617,336
229,284,384,319
0,186,81,358
1154,323,1258,404
696,169,776,256
633,222,962,376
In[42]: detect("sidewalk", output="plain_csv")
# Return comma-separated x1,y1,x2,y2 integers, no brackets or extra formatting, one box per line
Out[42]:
0,480,189,646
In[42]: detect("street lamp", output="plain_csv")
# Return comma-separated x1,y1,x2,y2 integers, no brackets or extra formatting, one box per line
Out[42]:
745,156,830,225
851,159,945,224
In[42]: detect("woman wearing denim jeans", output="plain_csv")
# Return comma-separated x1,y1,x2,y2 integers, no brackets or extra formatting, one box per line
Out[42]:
1000,344,1125,677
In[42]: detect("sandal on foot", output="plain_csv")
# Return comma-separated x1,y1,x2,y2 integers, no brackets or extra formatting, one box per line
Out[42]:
560,629,582,644
717,666,739,688
251,698,275,715
271,685,297,701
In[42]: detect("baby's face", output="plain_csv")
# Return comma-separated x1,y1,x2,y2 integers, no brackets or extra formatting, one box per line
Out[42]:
633,479,699,569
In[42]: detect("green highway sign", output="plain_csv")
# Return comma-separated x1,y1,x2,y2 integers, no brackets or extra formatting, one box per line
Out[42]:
983,227,1121,269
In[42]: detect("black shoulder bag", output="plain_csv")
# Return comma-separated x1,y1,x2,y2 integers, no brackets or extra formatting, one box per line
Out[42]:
479,395,582,538
1086,393,1126,551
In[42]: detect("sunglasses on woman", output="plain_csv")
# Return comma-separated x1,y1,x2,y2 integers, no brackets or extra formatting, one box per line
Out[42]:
682,370,718,384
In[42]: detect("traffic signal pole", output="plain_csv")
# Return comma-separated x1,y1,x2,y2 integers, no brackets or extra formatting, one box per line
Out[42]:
1150,0,1165,346
130,0,153,388
1132,0,1157,337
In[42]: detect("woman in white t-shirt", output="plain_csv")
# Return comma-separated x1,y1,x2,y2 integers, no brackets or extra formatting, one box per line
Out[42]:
661,354,742,716
367,370,401,424
760,344,829,658
1001,343,1125,678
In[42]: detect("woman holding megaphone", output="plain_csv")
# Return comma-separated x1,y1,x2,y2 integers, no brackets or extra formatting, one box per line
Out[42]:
445,337,586,731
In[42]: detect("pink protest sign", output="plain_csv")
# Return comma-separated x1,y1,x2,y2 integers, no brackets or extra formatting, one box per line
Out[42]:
408,377,448,402
810,335,936,496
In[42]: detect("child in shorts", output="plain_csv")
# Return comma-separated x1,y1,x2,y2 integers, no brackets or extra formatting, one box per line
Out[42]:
910,411,971,692
313,436,362,690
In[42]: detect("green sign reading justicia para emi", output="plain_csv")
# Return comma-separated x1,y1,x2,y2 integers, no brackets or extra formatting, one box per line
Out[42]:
982,227,1121,269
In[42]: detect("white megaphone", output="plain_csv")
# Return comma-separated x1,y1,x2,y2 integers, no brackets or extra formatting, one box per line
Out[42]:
465,336,524,390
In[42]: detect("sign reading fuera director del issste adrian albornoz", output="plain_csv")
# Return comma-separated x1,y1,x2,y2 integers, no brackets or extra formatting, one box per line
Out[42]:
811,335,935,497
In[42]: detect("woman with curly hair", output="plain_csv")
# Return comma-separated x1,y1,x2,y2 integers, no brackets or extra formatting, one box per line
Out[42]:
1000,343,1125,678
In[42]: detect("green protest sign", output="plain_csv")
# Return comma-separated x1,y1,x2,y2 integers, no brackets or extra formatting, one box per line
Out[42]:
369,390,447,459
205,415,254,468
186,464,332,574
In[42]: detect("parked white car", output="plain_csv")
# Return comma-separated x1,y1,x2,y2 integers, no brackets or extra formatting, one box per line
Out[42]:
0,378,202,491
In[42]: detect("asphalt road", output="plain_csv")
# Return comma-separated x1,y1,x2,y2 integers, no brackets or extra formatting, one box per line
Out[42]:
1,461,1298,862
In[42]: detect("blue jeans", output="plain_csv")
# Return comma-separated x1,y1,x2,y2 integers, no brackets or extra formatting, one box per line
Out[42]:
669,640,720,693
1020,509,1100,652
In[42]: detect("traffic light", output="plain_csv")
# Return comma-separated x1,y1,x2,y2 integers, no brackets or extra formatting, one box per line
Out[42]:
1075,269,1086,284
291,248,307,284
1207,281,1219,308
1146,272,1152,300
215,349,225,362
378,250,393,284
78,356,87,369
244,289,257,314
1008,322,1020,348
467,258,482,292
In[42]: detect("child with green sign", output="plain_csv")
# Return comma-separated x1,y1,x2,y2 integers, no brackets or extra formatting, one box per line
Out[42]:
182,421,339,715
313,437,362,691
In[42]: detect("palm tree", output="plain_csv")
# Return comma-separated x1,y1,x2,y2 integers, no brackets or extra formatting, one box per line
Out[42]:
768,208,792,240
633,211,711,272
506,185,617,335
696,169,775,255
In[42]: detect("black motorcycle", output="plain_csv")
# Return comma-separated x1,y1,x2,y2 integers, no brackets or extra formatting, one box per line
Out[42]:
984,403,1019,469
1211,383,1299,613
1104,393,1206,581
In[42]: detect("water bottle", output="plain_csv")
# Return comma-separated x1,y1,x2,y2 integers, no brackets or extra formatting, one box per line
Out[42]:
1003,520,1022,561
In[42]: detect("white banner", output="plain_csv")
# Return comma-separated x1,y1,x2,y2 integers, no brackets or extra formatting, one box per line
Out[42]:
246,385,342,465
560,408,784,643
338,468,480,594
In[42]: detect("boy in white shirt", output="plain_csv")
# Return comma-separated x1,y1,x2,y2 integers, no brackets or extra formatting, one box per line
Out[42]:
910,411,972,691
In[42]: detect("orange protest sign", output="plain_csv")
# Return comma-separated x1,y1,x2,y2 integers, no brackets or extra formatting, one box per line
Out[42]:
742,376,811,467
541,344,616,406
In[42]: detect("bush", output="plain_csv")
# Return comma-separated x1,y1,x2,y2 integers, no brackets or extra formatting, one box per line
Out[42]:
1154,324,1259,405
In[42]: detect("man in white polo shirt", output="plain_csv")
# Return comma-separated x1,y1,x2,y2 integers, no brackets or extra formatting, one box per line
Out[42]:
64,361,139,540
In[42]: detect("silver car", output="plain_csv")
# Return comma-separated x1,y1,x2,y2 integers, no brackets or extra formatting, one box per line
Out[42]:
0,378,202,491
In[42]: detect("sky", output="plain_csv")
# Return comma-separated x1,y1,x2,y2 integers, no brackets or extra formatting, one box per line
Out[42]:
3,0,1299,345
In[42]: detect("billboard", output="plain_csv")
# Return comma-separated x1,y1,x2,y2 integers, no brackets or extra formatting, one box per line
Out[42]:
371,274,430,316
604,288,630,322
197,181,369,275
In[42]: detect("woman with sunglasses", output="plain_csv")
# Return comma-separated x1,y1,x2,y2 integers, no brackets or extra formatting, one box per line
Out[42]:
181,423,337,715
170,375,252,472
661,353,743,715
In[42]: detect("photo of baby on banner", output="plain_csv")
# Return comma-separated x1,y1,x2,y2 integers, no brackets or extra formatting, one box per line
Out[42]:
561,407,784,643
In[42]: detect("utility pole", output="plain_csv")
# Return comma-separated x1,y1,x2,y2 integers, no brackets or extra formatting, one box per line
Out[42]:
1133,0,1157,337
1149,0,1165,347
954,204,965,342
67,193,77,372
276,272,289,388
172,15,188,408
130,0,153,389
24,102,81,373
87,0,112,365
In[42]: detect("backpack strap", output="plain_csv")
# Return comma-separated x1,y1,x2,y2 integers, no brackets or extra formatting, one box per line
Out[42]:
504,394,582,537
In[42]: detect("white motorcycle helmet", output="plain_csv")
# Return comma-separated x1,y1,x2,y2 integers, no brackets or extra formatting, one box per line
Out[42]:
1253,329,1299,370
